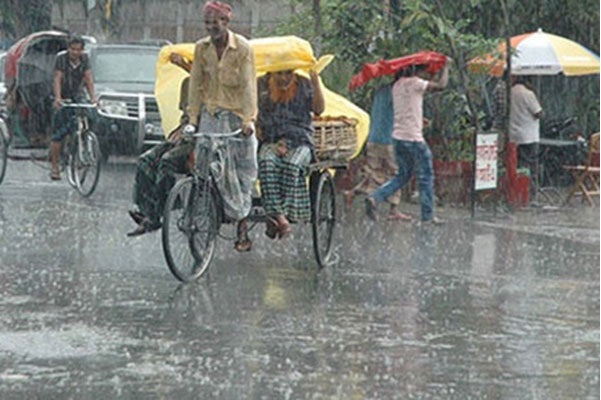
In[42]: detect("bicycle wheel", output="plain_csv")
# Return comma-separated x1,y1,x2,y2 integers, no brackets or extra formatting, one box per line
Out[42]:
0,130,7,185
162,177,219,282
311,170,337,269
65,137,77,188
72,130,101,197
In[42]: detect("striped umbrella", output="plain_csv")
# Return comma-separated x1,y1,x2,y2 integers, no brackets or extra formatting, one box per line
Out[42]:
469,29,600,76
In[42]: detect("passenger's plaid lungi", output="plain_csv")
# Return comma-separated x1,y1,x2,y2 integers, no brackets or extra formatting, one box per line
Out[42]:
258,143,312,222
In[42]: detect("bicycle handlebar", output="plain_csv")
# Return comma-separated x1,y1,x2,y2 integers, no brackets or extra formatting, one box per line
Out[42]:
186,127,244,139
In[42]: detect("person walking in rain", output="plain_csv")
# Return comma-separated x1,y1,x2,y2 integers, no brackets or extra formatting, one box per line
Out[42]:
365,58,451,224
50,35,95,181
187,0,258,252
344,80,413,221
509,75,543,201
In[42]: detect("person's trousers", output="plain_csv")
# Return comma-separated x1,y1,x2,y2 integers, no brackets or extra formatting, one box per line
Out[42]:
372,139,434,221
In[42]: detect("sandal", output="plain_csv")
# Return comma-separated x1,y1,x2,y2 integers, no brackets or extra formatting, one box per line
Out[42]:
234,239,252,252
127,218,161,237
275,215,292,239
265,216,279,240
50,171,61,181
387,211,412,221
235,220,252,252
128,210,146,225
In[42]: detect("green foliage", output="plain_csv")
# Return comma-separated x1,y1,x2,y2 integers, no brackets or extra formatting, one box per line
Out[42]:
260,0,600,159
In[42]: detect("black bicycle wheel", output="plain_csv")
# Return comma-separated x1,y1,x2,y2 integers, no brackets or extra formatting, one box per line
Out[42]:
0,130,7,185
73,130,101,197
162,177,219,282
311,170,337,269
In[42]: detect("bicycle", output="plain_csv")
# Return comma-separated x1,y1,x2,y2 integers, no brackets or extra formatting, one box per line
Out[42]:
162,126,341,282
0,102,102,197
59,102,102,197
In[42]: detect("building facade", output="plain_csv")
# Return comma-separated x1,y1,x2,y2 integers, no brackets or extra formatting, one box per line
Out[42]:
51,0,298,43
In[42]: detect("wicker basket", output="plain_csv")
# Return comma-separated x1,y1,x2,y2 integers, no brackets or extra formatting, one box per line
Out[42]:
313,116,358,161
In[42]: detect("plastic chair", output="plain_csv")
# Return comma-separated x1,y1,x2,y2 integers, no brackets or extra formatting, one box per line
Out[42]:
563,132,600,206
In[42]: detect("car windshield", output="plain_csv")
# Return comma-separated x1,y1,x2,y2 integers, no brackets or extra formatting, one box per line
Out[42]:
92,47,158,84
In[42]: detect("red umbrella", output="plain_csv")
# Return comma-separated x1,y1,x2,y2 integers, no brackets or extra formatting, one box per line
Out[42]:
349,51,448,91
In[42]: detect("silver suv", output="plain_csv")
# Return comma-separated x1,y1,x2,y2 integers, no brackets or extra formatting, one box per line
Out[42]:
90,43,164,156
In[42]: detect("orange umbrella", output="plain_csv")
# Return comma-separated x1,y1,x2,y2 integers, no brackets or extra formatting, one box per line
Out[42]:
469,29,600,76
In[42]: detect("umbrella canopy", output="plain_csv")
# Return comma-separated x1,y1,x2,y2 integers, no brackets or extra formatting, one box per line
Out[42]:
348,51,448,91
469,29,600,76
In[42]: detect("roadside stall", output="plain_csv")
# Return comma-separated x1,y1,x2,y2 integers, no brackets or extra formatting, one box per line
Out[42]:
469,29,600,207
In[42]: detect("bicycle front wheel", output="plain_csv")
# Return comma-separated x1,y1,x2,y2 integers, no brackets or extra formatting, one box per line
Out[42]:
72,130,101,197
162,177,220,282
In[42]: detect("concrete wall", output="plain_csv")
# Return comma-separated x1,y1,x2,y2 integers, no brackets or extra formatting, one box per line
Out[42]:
51,0,298,44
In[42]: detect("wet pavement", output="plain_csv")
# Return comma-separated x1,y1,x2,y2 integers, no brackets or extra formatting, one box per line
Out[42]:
0,160,599,399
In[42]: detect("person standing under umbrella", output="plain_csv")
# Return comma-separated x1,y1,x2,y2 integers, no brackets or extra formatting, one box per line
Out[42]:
365,58,451,224
509,75,543,201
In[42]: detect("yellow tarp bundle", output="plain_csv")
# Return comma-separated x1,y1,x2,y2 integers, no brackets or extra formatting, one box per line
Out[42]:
155,36,368,159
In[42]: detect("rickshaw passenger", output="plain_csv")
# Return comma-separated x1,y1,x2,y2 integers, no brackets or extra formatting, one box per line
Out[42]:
127,53,193,237
252,69,325,242
50,35,96,180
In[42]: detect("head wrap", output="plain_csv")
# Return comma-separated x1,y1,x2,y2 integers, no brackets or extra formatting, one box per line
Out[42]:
203,1,233,20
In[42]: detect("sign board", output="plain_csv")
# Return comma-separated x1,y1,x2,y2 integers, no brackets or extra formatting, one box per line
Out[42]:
475,133,498,190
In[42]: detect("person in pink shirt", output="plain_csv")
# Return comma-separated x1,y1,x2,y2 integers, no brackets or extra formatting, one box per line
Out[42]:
365,59,451,224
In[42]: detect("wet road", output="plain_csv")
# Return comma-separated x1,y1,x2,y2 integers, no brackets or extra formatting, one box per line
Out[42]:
0,160,599,399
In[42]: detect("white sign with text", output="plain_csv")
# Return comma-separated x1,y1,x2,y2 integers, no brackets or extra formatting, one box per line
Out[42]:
475,133,498,190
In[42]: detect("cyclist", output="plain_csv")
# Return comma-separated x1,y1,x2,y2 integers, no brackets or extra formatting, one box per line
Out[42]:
50,35,96,181
187,1,258,252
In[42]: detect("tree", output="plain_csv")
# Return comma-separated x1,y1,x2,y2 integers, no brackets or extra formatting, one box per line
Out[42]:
269,0,599,139
0,0,51,39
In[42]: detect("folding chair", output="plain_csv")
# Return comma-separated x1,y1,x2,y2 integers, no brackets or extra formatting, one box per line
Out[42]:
563,133,600,206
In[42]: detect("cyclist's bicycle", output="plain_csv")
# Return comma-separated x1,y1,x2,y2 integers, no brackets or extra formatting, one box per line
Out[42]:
60,102,102,196
0,102,102,197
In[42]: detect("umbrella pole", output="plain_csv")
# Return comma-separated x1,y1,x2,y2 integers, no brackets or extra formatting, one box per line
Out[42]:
500,0,514,212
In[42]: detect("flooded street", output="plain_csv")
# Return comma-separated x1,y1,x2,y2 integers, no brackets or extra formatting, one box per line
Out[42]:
0,161,599,399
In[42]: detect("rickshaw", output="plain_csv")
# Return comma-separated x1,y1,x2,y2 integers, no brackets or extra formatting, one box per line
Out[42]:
0,30,101,196
155,38,369,282
162,124,350,282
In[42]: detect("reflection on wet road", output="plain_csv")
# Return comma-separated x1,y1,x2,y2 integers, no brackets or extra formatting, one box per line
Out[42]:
0,162,599,399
